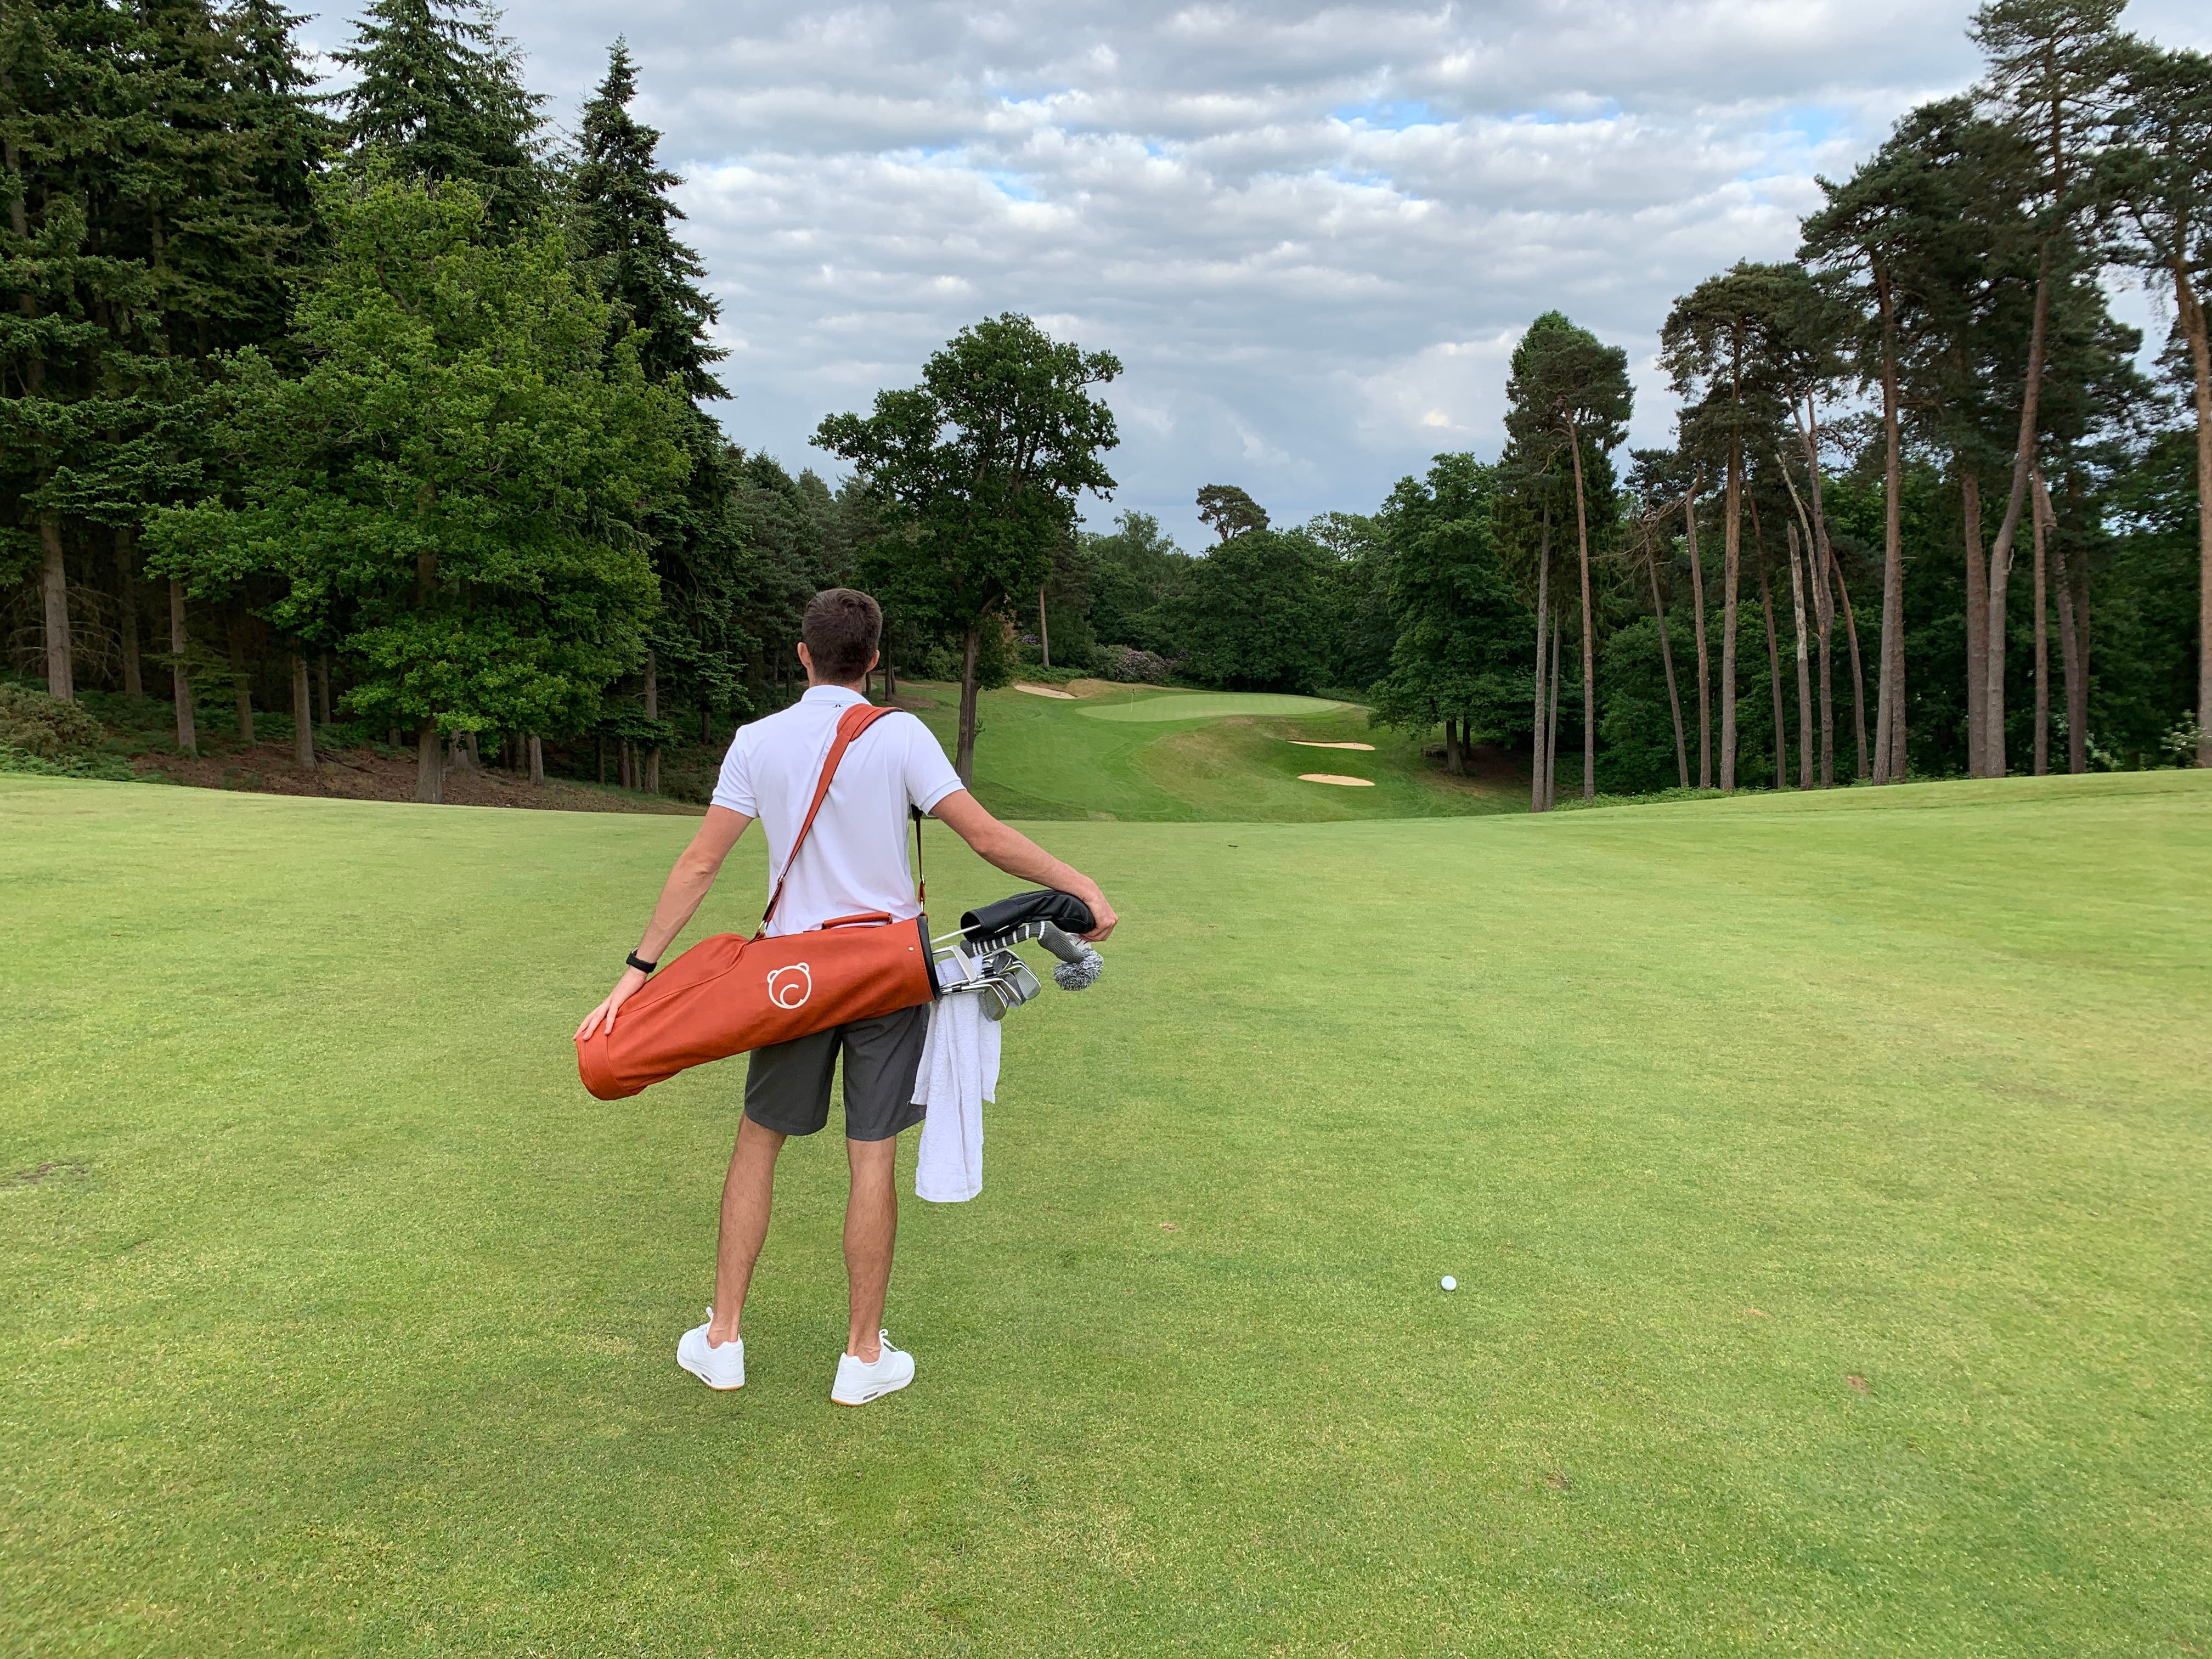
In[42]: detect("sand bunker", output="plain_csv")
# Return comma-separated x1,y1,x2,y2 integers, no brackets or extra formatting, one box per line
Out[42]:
1013,682,1077,699
1289,740,1375,751
1299,773,1375,787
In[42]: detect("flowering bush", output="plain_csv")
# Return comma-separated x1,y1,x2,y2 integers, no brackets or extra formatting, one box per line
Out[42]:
1098,646,1175,684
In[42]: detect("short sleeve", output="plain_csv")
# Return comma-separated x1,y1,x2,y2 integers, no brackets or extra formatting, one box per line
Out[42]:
710,730,757,816
900,714,963,814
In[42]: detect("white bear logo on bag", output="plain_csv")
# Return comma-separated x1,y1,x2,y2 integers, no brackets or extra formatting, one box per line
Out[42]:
766,963,812,1010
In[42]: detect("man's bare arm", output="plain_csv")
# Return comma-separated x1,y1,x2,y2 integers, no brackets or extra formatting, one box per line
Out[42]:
575,806,753,1040
930,789,1117,941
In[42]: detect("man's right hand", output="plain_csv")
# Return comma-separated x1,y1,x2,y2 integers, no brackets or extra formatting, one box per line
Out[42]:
1072,884,1117,943
575,966,651,1043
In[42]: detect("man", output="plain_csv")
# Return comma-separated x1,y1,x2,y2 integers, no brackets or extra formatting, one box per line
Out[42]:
575,589,1116,1406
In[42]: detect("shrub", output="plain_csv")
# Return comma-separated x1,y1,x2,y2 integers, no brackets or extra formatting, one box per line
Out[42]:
0,683,106,758
1098,645,1175,684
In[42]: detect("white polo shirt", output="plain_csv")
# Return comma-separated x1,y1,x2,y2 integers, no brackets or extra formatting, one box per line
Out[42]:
712,685,965,938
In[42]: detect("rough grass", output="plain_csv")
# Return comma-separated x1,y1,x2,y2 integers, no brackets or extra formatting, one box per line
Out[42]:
3,770,2208,1656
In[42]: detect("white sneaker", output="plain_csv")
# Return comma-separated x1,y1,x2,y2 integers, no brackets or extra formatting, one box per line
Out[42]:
676,1308,745,1390
831,1330,915,1406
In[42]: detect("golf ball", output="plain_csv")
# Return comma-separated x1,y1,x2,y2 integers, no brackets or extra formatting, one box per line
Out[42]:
1440,1276,1457,1291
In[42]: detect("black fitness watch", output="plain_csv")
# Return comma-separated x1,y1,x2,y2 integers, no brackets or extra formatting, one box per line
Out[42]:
625,951,658,975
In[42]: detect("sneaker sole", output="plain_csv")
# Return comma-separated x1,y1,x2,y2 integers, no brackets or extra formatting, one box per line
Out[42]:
676,1355,744,1391
831,1374,912,1407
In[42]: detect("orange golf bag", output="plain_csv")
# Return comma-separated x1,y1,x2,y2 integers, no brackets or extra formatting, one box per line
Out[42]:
575,703,938,1102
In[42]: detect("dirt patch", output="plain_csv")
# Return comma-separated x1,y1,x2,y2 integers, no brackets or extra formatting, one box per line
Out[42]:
1013,682,1078,699
7,1161,91,1187
1063,679,1117,698
131,745,703,815
1297,773,1374,787
1289,740,1376,751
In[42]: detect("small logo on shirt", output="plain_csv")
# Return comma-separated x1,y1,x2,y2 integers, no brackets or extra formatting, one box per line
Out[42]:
766,963,812,1010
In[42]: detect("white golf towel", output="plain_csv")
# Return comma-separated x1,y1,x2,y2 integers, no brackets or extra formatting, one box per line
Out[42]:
913,955,1001,1203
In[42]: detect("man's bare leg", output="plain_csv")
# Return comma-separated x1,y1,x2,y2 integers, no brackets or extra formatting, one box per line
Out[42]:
708,1115,785,1346
843,1136,898,1361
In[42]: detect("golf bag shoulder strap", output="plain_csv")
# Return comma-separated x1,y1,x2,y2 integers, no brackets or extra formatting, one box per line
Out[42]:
755,702,907,938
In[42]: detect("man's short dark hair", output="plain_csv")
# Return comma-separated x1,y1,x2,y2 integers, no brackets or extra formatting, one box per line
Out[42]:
802,588,882,684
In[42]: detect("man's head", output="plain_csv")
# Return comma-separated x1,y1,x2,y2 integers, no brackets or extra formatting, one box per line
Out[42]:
799,588,882,687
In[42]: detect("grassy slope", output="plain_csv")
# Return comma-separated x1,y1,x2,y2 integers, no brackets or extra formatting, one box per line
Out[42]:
3,771,2208,1656
906,680,1519,822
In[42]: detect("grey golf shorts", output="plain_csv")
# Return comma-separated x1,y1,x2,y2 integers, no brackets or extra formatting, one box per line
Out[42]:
743,1003,930,1142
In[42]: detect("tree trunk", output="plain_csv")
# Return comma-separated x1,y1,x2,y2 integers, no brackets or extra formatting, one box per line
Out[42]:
229,622,254,742
168,579,196,755
1444,715,1463,775
955,623,983,787
644,651,661,794
1038,585,1051,670
114,526,143,698
1985,248,2056,780
1801,399,1837,788
1720,441,1741,792
415,721,444,803
1962,469,1989,775
1759,550,1786,789
528,732,545,786
1532,513,1550,812
290,654,315,770
1778,528,1814,796
1568,424,1596,800
1684,478,1712,788
1831,558,1870,781
316,653,332,727
1547,618,1562,810
40,508,72,701
596,733,606,785
1874,273,1906,783
2177,263,2211,767
2030,467,2050,776
1647,538,1689,790
2042,472,2086,776
884,635,897,699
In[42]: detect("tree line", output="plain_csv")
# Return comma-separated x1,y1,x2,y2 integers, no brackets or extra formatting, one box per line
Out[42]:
7,0,2205,806
1021,0,2204,806
3,0,870,800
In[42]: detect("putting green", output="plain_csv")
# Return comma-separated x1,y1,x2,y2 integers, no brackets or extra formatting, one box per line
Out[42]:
4,771,2209,1656
1074,690,1351,721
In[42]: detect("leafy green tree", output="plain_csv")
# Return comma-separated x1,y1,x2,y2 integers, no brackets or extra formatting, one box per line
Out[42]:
1307,510,1393,692
1505,311,1632,799
145,173,688,801
1084,510,1189,653
2101,43,2212,764
1195,482,1268,542
1369,454,1530,771
816,312,1119,782
330,0,546,234
1169,522,1325,693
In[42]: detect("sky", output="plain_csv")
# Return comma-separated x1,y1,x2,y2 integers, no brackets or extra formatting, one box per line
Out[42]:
300,1,2212,551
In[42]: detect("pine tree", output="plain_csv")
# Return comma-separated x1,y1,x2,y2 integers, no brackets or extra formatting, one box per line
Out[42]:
330,0,545,234
572,39,724,400
0,0,160,700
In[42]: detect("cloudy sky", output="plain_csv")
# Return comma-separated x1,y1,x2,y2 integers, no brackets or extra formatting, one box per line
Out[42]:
302,1,2210,549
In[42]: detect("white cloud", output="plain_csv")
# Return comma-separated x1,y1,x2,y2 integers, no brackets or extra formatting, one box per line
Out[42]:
303,0,2212,548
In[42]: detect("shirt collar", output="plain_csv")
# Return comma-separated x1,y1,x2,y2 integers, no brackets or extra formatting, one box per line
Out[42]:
800,684,867,708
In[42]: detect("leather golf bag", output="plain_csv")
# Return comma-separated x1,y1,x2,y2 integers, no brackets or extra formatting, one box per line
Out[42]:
575,703,938,1102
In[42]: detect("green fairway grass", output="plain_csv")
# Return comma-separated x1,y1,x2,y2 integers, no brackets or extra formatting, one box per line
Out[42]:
4,771,2209,1656
903,681,1516,822
1071,690,1353,721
